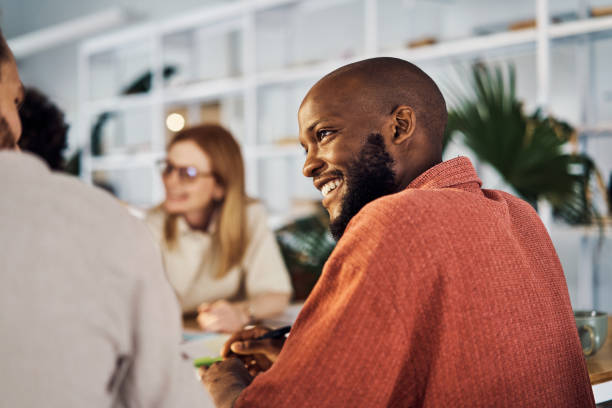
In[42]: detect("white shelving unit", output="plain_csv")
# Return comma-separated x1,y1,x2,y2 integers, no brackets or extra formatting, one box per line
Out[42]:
77,0,612,211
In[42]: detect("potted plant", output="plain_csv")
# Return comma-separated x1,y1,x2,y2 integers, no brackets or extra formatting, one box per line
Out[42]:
443,63,609,225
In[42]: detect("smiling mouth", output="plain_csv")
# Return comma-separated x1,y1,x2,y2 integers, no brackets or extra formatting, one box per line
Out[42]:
319,178,345,214
321,178,342,197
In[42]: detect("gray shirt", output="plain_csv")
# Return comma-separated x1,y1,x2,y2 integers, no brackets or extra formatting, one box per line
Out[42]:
0,152,212,407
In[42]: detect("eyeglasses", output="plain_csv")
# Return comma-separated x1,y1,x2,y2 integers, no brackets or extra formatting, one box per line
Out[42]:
158,160,215,182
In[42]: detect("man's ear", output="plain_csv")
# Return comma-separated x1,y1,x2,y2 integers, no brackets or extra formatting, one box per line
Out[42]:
391,105,416,145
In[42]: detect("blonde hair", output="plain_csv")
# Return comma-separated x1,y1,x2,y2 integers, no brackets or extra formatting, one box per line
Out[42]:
163,124,248,279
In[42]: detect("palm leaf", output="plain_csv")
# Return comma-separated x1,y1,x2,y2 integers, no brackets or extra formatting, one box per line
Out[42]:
444,63,607,224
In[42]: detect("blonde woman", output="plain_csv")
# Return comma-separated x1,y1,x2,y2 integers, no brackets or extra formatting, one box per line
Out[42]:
145,124,292,333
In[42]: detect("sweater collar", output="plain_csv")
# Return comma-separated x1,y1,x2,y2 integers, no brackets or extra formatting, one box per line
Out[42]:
176,209,219,236
408,156,482,192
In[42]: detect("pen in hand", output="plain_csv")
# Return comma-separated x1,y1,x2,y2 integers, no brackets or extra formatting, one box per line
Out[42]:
190,326,291,368
254,325,291,340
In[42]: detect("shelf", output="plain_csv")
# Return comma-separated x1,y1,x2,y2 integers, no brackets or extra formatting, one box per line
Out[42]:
254,15,612,88
579,123,612,139
254,30,537,87
391,29,537,62
87,78,245,114
82,13,612,107
77,0,612,208
160,0,297,35
85,151,163,171
164,77,245,104
256,59,354,87
87,93,157,116
550,15,612,39
81,0,299,54
81,23,155,55
84,146,304,172
244,144,304,158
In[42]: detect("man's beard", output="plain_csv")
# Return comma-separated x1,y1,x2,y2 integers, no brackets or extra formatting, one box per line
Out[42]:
329,133,397,241
0,117,16,150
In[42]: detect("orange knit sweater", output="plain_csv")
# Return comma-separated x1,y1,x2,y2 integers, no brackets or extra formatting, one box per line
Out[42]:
236,157,594,407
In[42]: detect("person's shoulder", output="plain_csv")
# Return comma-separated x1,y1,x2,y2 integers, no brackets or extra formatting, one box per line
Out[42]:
0,150,49,181
7,153,154,254
245,199,268,219
354,188,435,222
144,206,166,231
344,187,467,240
244,199,270,229
2,151,118,214
486,188,538,215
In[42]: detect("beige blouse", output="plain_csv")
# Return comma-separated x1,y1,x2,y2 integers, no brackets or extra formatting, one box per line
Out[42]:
145,202,293,313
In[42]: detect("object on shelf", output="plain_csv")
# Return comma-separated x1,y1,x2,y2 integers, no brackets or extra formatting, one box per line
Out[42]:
475,13,573,35
288,58,324,69
608,171,612,215
591,5,612,18
123,67,177,95
407,36,438,49
508,18,536,31
508,17,561,31
200,102,222,125
275,137,300,146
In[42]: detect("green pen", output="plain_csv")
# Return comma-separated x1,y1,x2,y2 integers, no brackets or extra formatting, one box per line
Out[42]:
193,356,223,368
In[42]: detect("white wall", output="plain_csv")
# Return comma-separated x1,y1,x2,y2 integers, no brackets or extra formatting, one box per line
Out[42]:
0,0,234,152
0,0,232,38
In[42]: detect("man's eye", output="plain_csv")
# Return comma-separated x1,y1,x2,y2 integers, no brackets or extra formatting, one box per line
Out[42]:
316,129,335,141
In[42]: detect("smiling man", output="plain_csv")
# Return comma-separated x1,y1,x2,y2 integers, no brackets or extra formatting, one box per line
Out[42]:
202,57,594,407
297,59,446,241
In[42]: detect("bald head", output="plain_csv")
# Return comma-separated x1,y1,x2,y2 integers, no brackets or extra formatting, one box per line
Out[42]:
298,58,448,238
303,57,447,158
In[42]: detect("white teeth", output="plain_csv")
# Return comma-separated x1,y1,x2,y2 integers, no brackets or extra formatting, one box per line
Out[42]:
321,179,341,197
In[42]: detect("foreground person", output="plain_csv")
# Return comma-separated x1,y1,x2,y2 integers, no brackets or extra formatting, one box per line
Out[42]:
201,57,594,407
0,31,212,407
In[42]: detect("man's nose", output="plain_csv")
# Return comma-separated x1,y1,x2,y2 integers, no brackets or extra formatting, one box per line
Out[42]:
302,149,324,178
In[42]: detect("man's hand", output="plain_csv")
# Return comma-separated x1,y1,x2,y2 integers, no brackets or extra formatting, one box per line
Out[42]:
222,326,285,376
197,300,248,333
200,358,252,408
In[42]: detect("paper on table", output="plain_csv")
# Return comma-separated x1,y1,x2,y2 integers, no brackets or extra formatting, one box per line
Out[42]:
180,303,303,362
181,332,231,360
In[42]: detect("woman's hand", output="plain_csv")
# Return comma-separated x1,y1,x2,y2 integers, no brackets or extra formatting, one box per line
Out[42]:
197,300,248,333
222,326,285,376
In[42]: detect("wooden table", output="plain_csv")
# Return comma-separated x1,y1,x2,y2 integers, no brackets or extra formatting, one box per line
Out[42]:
587,316,612,385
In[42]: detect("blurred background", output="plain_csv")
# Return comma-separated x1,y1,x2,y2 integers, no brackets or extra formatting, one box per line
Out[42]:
2,0,611,309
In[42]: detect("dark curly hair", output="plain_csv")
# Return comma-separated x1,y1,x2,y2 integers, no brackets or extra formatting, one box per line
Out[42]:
18,87,69,170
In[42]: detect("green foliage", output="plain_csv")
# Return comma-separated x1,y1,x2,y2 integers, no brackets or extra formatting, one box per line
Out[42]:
275,208,336,300
444,63,605,224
